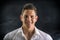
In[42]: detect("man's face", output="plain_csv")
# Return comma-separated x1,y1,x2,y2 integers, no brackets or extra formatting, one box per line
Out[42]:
20,10,38,28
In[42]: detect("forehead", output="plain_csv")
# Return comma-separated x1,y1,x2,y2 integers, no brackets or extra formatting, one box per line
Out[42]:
23,10,36,15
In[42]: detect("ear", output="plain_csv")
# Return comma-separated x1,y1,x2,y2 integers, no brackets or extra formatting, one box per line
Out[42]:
35,16,38,22
20,15,23,22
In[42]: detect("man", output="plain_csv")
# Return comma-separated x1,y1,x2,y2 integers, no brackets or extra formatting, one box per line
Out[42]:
4,3,53,40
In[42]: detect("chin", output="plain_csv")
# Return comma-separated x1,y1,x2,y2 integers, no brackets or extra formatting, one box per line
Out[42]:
26,25,31,28
27,26,31,28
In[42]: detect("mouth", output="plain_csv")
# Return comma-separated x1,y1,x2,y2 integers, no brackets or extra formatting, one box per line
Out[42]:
27,23,31,25
25,21,33,26
26,22,32,26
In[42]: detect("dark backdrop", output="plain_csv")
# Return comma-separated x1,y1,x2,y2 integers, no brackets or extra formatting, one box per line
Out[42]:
1,0,60,40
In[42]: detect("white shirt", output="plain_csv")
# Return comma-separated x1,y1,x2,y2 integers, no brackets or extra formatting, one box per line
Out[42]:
4,27,53,40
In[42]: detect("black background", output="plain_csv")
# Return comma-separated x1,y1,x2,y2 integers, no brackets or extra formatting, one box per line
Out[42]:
0,0,60,40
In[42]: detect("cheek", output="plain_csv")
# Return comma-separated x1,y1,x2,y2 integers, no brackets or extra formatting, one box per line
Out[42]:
22,18,26,23
32,19,36,23
23,19,27,23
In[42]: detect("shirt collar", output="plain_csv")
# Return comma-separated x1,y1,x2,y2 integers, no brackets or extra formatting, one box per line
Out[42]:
34,27,40,35
17,27,40,40
18,27,40,36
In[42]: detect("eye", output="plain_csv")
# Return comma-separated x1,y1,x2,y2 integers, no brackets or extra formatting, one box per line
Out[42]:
31,16,34,18
25,15,28,18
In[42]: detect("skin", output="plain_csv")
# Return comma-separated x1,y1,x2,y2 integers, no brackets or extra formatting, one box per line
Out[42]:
20,9,38,40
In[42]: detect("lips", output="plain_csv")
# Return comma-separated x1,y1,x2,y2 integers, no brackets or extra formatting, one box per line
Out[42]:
26,22,32,26
27,23,31,25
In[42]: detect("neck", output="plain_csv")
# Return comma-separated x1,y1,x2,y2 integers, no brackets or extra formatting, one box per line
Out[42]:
22,25,35,34
22,25,35,40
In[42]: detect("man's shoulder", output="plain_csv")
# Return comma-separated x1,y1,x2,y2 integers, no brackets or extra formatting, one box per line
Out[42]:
38,29,48,35
6,28,19,36
37,29,53,40
36,28,49,35
3,28,21,40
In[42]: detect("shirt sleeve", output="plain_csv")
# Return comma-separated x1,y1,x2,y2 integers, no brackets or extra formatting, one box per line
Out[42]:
46,34,53,40
3,33,11,40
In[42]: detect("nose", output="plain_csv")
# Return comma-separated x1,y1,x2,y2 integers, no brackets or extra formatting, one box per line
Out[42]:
27,16,31,22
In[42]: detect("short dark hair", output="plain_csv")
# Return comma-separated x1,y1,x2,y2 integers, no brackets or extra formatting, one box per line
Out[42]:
21,3,37,15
